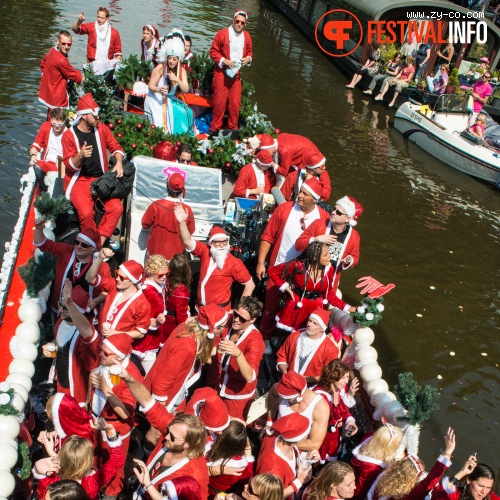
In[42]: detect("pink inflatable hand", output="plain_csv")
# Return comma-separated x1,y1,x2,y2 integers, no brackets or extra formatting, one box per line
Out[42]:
368,284,396,298
356,276,383,295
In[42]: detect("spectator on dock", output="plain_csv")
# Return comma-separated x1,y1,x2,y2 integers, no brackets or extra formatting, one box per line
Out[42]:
345,40,381,90
71,8,122,62
29,108,67,192
471,71,493,123
426,64,449,95
233,149,276,199
38,31,83,113
209,10,253,132
374,56,415,107
414,42,431,81
363,52,403,95
141,24,160,63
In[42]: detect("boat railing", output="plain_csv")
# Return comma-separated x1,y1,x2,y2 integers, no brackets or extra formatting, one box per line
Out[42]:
433,94,471,115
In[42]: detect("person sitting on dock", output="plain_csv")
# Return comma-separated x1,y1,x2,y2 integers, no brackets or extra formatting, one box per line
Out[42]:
62,93,126,247
29,107,67,192
141,172,195,261
209,10,253,132
233,149,276,199
374,56,415,108
346,39,381,90
426,64,449,95
469,113,486,139
363,52,403,95
175,206,255,310
280,151,331,202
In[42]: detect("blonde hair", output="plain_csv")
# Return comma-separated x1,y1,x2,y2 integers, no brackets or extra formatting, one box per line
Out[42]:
251,474,284,500
359,425,403,462
58,436,94,481
440,63,450,72
476,113,487,125
46,395,55,422
376,458,425,498
178,317,214,365
306,462,355,500
144,254,169,276
405,56,414,64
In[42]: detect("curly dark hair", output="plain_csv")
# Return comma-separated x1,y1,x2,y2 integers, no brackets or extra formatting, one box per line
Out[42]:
317,358,350,391
280,241,326,289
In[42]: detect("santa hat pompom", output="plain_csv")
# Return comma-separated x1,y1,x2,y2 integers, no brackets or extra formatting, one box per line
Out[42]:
296,301,303,308
207,332,215,339
323,299,329,305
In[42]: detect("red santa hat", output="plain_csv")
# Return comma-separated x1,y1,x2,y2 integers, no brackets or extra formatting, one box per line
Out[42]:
336,196,363,227
51,393,93,442
208,226,228,244
162,476,202,500
71,285,90,314
118,260,144,284
234,10,249,19
309,308,330,332
302,176,322,200
254,149,273,167
143,24,160,40
185,387,230,432
266,412,310,443
168,172,186,197
197,303,228,340
305,151,326,170
103,333,133,359
259,133,277,150
76,228,101,250
277,371,307,402
77,93,99,117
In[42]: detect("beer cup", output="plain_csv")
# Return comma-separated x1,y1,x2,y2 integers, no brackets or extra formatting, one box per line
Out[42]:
46,342,57,358
109,366,121,385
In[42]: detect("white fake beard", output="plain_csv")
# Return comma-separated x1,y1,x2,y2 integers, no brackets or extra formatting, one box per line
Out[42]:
210,245,230,270
56,320,76,348
297,332,320,360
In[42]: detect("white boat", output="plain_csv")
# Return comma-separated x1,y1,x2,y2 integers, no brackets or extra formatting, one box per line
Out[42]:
394,95,500,187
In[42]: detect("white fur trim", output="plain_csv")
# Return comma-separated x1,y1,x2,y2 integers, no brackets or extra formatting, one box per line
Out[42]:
279,282,290,292
152,393,169,402
301,182,321,200
215,311,229,328
103,338,127,359
139,399,156,412
441,476,456,494
119,264,142,284
234,10,248,19
208,233,228,244
351,438,388,467
309,313,327,331
33,238,47,248
336,196,355,218
306,157,326,169
76,233,97,248
51,393,66,439
106,436,123,448
163,480,178,500
260,139,277,150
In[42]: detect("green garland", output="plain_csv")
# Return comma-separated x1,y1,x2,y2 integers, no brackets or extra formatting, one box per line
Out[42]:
351,296,384,327
115,54,152,90
18,253,57,298
0,389,19,416
393,372,440,425
19,441,32,481
34,194,71,222
187,51,215,94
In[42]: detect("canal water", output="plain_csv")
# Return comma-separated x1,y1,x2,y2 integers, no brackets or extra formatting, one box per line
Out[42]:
1,0,498,481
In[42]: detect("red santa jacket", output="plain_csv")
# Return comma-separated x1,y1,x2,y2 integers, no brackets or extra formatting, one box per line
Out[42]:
62,124,125,196
261,201,330,270
54,318,100,405
281,169,331,202
274,133,321,177
78,22,122,61
209,27,253,78
159,283,190,345
207,454,254,496
189,239,252,308
145,323,200,412
233,162,276,199
141,197,195,260
276,329,339,378
31,121,67,163
295,221,360,289
33,238,110,313
39,47,83,108
210,321,265,400
138,400,209,499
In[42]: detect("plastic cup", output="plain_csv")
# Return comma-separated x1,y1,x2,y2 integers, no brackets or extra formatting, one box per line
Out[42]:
102,322,112,331
109,366,121,386
46,342,57,358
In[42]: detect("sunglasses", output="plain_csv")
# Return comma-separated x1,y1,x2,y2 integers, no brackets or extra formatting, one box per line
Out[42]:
156,273,168,278
234,20,246,25
98,6,109,14
233,310,251,323
59,42,72,47
51,121,65,126
483,75,491,79
115,270,130,281
247,481,260,497
299,217,305,231
211,239,229,247
333,208,346,216
166,428,181,443
99,347,114,357
178,158,191,164
74,240,91,248
58,301,69,312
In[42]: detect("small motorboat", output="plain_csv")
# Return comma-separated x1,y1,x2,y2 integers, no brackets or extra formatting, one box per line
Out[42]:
394,94,500,187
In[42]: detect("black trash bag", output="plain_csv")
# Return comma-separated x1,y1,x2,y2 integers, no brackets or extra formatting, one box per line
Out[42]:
90,157,136,201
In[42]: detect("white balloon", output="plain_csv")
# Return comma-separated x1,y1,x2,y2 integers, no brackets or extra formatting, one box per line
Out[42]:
360,363,383,382
356,346,378,364
15,321,40,344
8,383,29,404
10,393,25,413
332,309,345,325
6,372,32,393
354,327,375,346
43,227,56,241
10,338,38,362
391,406,408,426
0,415,20,441
0,444,18,470
8,359,35,378
383,400,404,421
371,391,397,409
365,378,389,397
0,470,15,496
17,300,42,323
0,394,9,405
0,382,10,392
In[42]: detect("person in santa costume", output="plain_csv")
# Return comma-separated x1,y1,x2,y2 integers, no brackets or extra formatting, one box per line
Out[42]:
209,10,253,131
349,424,403,500
144,304,228,453
295,196,362,291
131,255,169,376
111,365,209,499
276,309,340,383
175,205,255,309
34,221,110,315
89,333,144,500
62,93,125,246
29,107,67,192
207,296,265,421
86,247,151,338
256,412,318,498
312,359,359,463
71,8,122,62
268,242,355,334
303,461,356,500
258,132,321,184
233,149,276,199
183,35,194,70
134,473,202,500
141,24,161,63
38,30,83,111
42,280,100,405
280,151,331,202
266,371,329,455
257,177,330,345
141,172,195,261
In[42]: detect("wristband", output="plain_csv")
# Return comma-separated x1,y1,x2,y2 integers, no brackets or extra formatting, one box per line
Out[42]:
449,476,459,486
107,432,120,442
236,351,242,358
30,154,37,158
146,483,154,489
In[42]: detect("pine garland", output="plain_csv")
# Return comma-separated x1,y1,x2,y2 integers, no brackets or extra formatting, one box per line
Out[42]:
393,372,440,426
351,296,384,327
115,54,152,89
0,389,19,416
18,253,57,298
187,51,215,94
81,67,118,122
34,193,71,222
19,441,32,480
